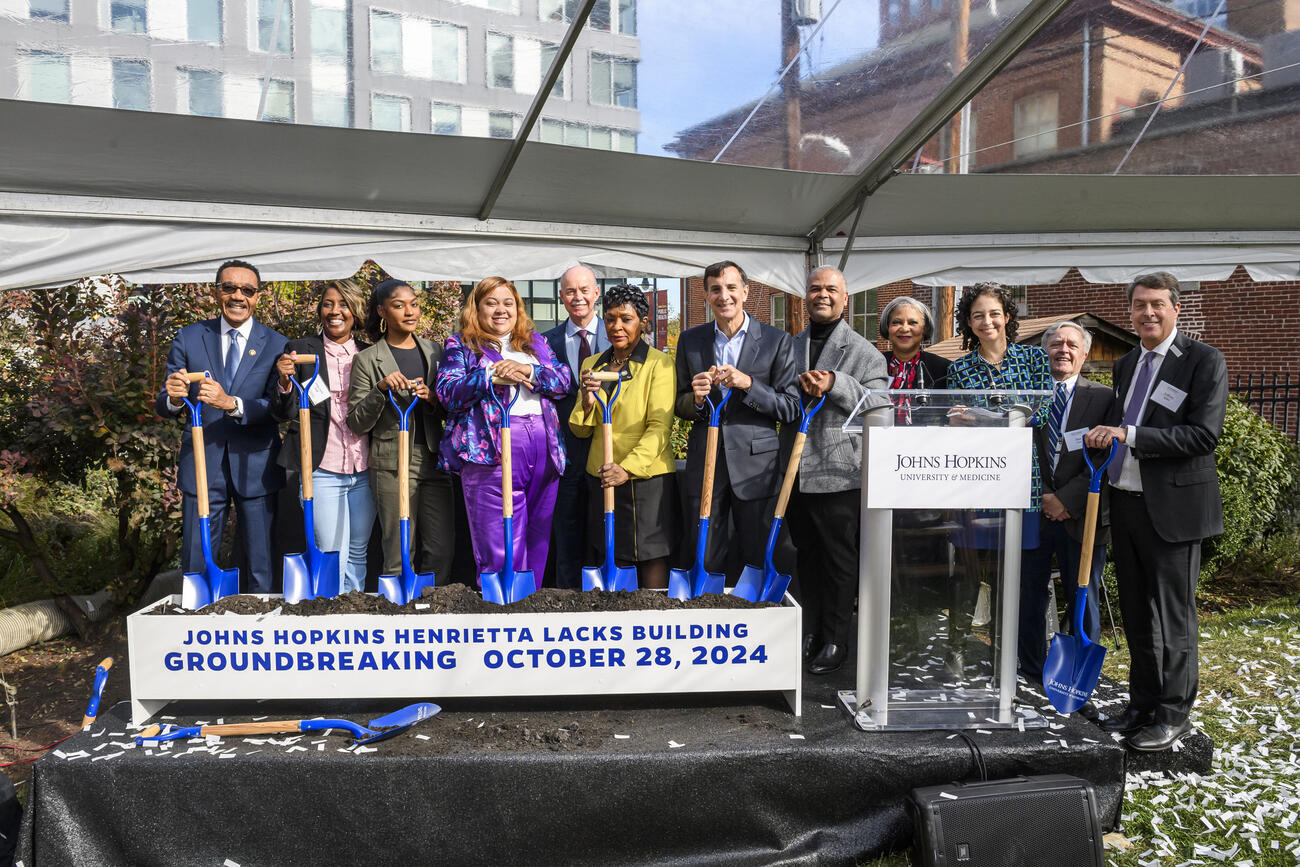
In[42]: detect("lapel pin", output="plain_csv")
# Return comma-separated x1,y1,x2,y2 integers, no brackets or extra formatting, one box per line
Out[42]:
249,349,256,356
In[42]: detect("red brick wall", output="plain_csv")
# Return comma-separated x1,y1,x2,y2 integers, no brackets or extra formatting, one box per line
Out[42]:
684,277,795,331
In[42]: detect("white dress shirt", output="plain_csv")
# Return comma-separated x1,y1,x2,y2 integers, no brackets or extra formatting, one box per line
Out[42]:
1049,372,1079,472
1113,328,1179,492
563,317,606,376
169,317,253,418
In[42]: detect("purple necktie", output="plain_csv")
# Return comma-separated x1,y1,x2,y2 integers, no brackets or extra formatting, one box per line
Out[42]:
1109,350,1156,484
577,329,591,367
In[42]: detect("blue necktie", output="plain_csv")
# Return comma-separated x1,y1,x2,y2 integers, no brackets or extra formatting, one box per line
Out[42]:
225,331,241,389
1047,382,1069,470
1109,350,1156,484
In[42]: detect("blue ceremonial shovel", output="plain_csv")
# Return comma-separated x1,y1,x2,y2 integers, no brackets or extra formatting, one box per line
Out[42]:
1044,440,1120,714
668,390,733,600
378,389,437,605
80,657,113,730
135,702,441,746
582,369,637,593
282,354,342,604
734,394,827,604
179,373,241,610
480,377,537,605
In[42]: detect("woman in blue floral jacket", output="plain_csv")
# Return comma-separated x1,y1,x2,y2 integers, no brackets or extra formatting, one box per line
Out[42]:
436,277,570,589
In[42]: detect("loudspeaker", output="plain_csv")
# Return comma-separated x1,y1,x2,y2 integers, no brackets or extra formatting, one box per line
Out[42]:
908,774,1103,867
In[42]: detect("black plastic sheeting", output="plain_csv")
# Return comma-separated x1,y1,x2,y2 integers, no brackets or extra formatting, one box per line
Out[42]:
18,675,1125,866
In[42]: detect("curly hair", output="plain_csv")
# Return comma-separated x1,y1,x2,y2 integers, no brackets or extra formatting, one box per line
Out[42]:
956,282,1020,352
458,276,537,357
602,283,649,320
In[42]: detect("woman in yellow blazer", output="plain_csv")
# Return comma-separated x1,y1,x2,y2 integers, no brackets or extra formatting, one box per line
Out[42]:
569,284,678,589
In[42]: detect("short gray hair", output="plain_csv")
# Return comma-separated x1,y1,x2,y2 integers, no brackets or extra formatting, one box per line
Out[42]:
1126,271,1180,306
807,265,846,286
1041,320,1092,353
878,295,936,342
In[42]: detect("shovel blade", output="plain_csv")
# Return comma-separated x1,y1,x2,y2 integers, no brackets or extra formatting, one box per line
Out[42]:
506,570,536,603
733,565,766,603
282,553,313,603
480,571,506,605
581,567,605,592
378,574,406,604
181,571,211,609
356,702,442,746
210,566,239,603
694,569,725,597
667,568,692,600
1043,633,1107,714
761,572,792,604
610,566,637,593
311,550,342,599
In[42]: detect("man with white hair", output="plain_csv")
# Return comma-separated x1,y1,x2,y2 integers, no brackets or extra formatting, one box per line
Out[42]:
1018,320,1113,701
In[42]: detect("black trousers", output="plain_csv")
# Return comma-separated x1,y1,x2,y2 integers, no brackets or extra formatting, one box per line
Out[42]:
788,487,861,648
682,447,780,580
550,459,590,589
1111,490,1201,725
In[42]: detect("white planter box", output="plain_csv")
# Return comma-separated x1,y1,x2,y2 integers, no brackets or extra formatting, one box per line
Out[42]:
128,594,802,725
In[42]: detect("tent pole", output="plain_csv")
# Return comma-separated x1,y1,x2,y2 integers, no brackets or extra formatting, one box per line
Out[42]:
477,0,598,221
836,193,870,274
807,0,1075,243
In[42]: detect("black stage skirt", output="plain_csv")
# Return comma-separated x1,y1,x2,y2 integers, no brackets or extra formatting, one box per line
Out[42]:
585,472,677,563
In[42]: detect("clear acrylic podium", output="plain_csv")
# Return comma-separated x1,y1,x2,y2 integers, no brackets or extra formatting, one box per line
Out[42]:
838,388,1051,731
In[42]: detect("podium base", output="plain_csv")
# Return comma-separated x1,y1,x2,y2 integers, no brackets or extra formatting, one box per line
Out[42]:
837,689,1049,731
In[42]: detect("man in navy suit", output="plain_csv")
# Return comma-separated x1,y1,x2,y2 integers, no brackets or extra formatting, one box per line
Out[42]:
1086,271,1227,751
158,260,288,594
543,265,608,588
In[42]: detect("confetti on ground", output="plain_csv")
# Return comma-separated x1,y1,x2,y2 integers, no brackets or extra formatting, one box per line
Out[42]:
668,741,684,749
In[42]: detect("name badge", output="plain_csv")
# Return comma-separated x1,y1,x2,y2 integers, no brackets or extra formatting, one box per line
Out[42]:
1150,381,1187,413
307,376,331,406
1062,428,1088,452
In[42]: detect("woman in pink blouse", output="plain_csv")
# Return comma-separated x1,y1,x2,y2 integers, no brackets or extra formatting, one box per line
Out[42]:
273,279,376,592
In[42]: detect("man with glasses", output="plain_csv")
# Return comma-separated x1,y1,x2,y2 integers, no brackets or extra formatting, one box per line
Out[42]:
157,260,288,594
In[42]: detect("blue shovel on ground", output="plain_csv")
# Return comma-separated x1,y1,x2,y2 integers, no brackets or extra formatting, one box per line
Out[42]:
582,370,637,593
734,394,827,603
668,390,733,600
1044,440,1120,714
480,377,537,605
282,354,342,604
179,372,241,610
377,389,437,605
135,702,440,746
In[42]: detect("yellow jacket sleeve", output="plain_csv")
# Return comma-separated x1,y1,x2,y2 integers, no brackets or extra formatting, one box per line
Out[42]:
618,352,676,479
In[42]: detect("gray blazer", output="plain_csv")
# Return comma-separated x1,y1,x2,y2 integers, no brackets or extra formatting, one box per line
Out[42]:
346,336,444,473
1033,376,1114,544
780,319,889,494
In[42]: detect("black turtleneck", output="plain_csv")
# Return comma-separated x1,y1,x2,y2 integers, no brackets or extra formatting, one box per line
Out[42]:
809,319,838,367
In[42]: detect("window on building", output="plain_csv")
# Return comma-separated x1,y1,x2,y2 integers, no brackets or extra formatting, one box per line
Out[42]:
111,0,147,34
538,0,580,22
1012,91,1059,157
371,93,410,131
771,294,788,332
590,0,611,30
908,0,924,16
432,102,461,135
617,0,636,34
188,0,222,43
930,0,943,9
370,10,402,73
186,69,223,116
563,123,588,147
616,129,636,152
24,51,71,103
431,22,465,82
111,59,150,110
885,0,901,25
312,3,347,60
541,42,568,99
589,127,612,150
540,118,563,144
591,54,636,108
262,79,294,122
488,111,515,139
519,280,560,330
28,0,69,22
487,32,513,89
313,92,350,126
468,0,515,12
851,290,879,340
256,0,292,53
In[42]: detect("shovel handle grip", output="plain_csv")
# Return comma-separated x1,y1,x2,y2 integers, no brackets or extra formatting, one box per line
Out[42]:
589,371,622,382
774,432,807,519
1076,490,1101,588
602,421,616,513
289,354,317,364
183,371,210,383
700,425,720,519
199,720,305,736
298,407,313,500
491,375,534,392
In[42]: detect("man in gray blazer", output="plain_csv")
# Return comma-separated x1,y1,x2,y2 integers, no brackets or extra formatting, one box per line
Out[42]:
1018,321,1113,695
674,261,800,582
781,266,887,674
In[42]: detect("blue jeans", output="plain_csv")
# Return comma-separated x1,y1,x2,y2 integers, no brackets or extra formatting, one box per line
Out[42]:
309,469,376,593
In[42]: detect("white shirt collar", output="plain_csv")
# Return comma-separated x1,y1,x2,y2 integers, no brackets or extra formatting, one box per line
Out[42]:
566,317,599,339
714,311,751,341
1055,373,1080,392
220,318,254,342
1145,327,1178,359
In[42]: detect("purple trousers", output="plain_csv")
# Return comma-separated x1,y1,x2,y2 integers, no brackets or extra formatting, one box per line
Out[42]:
460,414,559,589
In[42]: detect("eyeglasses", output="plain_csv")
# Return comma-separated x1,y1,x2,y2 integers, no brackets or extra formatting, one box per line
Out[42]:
217,282,259,298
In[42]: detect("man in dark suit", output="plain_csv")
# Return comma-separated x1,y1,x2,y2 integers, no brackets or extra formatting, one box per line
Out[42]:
1018,321,1113,694
158,259,288,594
674,261,800,580
543,265,608,589
1086,271,1227,751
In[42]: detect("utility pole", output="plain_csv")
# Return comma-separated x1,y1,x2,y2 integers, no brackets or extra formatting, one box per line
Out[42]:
782,0,802,170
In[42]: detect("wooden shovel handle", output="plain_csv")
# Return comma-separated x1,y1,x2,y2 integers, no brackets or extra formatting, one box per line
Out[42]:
397,429,410,521
1076,490,1101,588
184,371,209,383
589,371,622,382
774,432,807,520
491,374,534,391
602,421,616,512
290,354,317,364
298,407,313,500
200,720,305,736
192,426,210,519
501,427,513,519
700,425,720,519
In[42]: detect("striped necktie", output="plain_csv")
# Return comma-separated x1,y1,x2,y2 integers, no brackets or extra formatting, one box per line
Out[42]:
1047,382,1069,469
225,330,241,389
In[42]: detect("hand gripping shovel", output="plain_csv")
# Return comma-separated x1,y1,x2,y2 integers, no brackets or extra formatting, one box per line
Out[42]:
180,372,241,610
668,390,733,600
135,702,440,746
1044,440,1119,713
581,370,637,593
378,389,437,605
282,354,342,604
481,377,537,605
734,394,827,603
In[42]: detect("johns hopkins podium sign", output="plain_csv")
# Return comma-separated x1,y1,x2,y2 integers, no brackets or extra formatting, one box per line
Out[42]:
840,389,1050,731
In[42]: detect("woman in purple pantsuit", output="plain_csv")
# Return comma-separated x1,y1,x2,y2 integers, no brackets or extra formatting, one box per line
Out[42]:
436,276,570,588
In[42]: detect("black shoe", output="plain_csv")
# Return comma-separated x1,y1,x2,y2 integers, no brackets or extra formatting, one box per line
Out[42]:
1076,701,1099,722
1099,706,1155,734
802,634,820,663
808,644,846,675
1126,719,1192,752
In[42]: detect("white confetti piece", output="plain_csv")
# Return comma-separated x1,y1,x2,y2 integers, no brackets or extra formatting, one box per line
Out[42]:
224,859,241,866
614,734,631,739
789,734,805,740
668,741,684,748
415,734,431,740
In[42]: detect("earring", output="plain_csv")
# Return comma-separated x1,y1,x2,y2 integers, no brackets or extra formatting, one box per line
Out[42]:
380,318,388,333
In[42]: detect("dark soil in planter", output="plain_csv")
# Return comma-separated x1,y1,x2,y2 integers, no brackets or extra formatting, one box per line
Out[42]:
151,585,777,616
